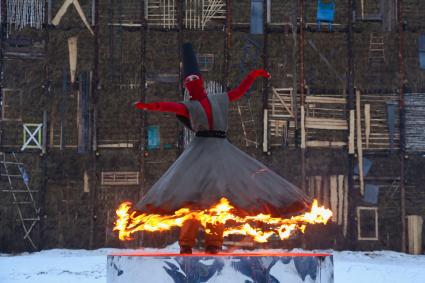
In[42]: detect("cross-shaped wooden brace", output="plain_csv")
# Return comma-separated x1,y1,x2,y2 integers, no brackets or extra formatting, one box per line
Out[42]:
21,124,43,151
52,0,94,35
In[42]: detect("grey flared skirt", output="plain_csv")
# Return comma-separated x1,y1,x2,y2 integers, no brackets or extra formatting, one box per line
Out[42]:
135,137,310,216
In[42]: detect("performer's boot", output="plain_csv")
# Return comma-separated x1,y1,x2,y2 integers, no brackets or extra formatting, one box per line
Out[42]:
204,222,224,254
179,218,200,254
205,245,221,254
180,245,192,254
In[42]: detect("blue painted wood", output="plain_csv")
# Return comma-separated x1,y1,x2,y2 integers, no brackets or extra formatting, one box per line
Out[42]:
147,125,161,150
250,0,263,35
317,0,335,31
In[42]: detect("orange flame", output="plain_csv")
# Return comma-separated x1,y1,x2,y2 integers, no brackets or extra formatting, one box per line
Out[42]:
113,198,332,243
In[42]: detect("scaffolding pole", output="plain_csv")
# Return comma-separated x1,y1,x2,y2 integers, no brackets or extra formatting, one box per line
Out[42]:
397,0,406,253
223,0,231,90
346,0,357,249
89,0,100,249
299,0,306,192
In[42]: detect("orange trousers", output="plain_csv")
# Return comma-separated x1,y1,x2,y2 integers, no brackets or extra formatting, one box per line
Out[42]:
179,219,224,248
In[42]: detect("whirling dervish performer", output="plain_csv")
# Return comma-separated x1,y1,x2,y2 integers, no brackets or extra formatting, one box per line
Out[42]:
134,43,310,254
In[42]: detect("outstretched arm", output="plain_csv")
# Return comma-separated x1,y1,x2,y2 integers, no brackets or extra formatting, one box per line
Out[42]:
134,102,189,118
227,69,271,102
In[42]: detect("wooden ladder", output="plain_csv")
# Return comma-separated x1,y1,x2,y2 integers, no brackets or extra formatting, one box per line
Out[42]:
368,33,385,64
1,152,40,250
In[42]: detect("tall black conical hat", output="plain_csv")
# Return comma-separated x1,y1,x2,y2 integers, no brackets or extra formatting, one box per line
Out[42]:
183,43,201,78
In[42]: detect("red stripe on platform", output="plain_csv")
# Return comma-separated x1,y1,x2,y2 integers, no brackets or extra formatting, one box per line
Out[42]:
109,252,332,257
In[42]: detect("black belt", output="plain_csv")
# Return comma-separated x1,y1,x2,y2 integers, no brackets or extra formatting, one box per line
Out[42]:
195,131,227,138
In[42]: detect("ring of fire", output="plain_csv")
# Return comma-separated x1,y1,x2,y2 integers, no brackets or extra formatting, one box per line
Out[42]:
114,198,332,243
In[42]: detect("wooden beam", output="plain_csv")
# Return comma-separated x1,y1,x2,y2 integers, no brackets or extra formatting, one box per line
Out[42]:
68,36,78,84
305,117,348,130
305,96,346,104
343,173,349,238
306,141,346,147
330,175,338,222
365,103,371,148
52,0,94,35
83,170,89,193
337,175,344,225
263,109,268,152
52,0,73,26
349,110,355,154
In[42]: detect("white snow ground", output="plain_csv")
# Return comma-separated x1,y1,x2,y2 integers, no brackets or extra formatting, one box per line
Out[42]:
1,244,424,283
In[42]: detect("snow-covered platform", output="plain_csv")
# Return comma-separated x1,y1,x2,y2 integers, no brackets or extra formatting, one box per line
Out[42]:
107,252,333,283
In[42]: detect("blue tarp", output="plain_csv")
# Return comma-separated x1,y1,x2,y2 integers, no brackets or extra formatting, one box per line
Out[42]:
354,157,373,176
250,0,263,35
364,184,380,204
147,125,160,150
386,101,397,151
419,35,425,69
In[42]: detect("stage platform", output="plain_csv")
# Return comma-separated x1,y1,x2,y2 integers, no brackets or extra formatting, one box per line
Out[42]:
107,251,333,283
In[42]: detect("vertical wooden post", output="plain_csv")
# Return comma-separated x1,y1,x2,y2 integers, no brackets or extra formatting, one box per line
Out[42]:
223,0,232,90
89,0,100,249
136,0,148,248
397,0,407,253
139,1,147,200
346,0,357,250
299,0,306,192
290,12,299,133
39,1,51,249
177,0,184,152
364,104,371,148
262,0,270,151
0,0,4,133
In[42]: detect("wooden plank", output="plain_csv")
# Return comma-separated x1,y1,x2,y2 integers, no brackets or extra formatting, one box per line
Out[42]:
306,96,347,104
306,141,346,147
356,90,365,195
343,177,348,237
68,36,78,84
263,109,268,152
72,0,95,35
305,117,348,130
337,175,344,225
407,215,423,255
97,143,134,148
53,0,94,35
365,104,371,148
83,170,89,193
52,0,73,26
330,175,338,223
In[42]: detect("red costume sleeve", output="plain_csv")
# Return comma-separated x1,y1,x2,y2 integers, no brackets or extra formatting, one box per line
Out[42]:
134,102,189,118
227,69,271,102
